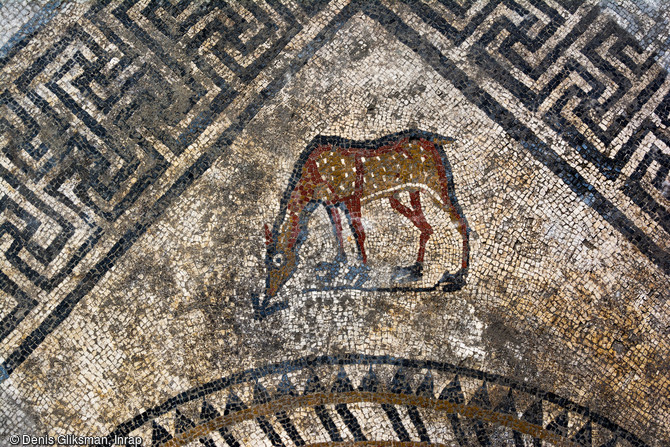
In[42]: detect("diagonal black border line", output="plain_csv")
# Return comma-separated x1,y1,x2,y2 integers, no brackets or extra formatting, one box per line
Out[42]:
0,1,70,68
107,353,651,447
362,1,670,276
0,0,362,378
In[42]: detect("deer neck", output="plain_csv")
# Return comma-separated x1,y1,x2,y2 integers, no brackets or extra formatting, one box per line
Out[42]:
276,195,311,255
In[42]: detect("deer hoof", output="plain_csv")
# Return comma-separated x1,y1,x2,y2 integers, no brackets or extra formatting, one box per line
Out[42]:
437,269,466,291
315,255,346,283
315,262,340,283
344,264,371,288
392,262,423,284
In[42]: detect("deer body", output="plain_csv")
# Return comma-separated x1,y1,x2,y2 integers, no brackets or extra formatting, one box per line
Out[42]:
263,130,469,300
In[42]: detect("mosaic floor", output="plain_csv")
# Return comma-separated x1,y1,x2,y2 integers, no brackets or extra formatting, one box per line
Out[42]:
1,1,669,446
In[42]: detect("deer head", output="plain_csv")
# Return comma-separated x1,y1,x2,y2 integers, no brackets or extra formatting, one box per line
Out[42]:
263,223,298,299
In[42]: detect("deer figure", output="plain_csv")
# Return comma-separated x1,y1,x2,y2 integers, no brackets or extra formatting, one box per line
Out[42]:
261,130,470,302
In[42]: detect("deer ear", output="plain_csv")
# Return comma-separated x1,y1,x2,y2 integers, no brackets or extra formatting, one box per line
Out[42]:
264,223,273,246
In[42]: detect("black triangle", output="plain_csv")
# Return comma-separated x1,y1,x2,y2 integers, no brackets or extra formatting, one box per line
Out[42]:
415,371,434,398
359,366,380,392
276,374,296,396
546,411,569,437
494,389,517,415
174,409,196,435
200,399,220,422
469,381,491,409
389,368,412,394
331,367,354,393
439,375,465,404
151,421,173,445
522,399,543,426
253,382,272,405
571,421,592,446
304,372,324,394
224,392,248,415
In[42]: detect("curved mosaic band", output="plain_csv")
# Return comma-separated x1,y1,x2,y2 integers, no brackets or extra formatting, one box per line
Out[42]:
109,354,648,446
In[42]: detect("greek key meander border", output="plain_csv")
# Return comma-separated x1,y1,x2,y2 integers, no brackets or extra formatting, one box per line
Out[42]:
0,0,356,375
109,353,649,447
0,2,667,442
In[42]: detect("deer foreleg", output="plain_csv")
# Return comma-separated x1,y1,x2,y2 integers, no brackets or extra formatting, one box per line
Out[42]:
325,203,346,262
314,203,348,284
437,197,469,291
344,198,367,264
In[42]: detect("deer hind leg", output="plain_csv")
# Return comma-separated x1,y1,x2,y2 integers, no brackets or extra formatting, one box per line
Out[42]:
389,190,433,283
315,203,347,283
432,193,469,291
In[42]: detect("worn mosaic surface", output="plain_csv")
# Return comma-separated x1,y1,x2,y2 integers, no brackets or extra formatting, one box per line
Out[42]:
1,0,670,446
